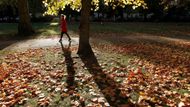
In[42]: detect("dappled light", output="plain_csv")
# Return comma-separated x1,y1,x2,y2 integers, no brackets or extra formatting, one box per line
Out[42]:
1,0,190,106
91,32,190,106
49,22,59,26
43,0,147,15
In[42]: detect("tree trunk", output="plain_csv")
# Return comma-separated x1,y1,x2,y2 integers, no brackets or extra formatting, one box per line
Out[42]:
77,0,93,56
18,0,34,36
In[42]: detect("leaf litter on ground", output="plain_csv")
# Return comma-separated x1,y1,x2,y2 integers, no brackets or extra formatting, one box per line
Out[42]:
0,34,190,106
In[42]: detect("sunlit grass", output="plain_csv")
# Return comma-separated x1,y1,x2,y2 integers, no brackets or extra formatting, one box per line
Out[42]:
0,22,190,38
49,22,59,26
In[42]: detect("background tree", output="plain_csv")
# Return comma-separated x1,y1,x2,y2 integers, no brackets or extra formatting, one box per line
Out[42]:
0,0,17,22
17,0,34,36
28,0,44,19
0,0,34,35
144,0,164,21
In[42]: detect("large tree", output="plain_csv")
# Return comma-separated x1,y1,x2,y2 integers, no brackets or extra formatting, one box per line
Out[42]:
0,0,34,35
77,0,93,56
17,0,34,35
43,0,147,56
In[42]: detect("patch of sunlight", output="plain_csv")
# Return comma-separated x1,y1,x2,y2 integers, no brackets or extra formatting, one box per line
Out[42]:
0,32,5,35
46,29,57,34
161,36,190,43
50,22,59,26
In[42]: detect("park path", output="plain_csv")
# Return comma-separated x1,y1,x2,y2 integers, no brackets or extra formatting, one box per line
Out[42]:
3,37,79,51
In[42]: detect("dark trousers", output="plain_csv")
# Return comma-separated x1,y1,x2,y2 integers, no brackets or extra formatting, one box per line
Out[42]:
60,32,71,40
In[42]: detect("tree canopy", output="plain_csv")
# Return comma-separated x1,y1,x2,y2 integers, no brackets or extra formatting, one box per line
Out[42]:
43,0,147,15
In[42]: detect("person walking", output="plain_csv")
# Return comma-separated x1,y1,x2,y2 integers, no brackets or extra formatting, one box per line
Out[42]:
59,14,71,42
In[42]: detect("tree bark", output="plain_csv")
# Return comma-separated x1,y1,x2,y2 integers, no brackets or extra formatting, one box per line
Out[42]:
77,0,93,56
18,0,34,36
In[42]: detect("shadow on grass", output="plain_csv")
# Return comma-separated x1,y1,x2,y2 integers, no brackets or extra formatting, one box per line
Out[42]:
60,41,86,107
79,53,135,107
0,34,18,50
139,37,190,52
59,40,135,106
0,33,41,50
60,41,75,87
0,41,16,50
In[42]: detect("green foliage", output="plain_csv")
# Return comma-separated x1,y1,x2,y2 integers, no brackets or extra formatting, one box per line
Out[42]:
0,0,17,11
0,0,16,6
28,0,45,16
43,0,147,15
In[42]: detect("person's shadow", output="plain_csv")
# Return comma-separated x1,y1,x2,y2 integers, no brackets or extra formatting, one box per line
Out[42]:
60,41,135,106
60,41,75,87
60,41,86,106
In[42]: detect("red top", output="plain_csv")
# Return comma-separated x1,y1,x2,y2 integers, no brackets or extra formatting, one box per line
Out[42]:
60,17,67,32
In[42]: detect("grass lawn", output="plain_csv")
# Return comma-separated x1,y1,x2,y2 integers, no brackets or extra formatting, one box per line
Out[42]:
0,22,190,106
0,22,190,38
